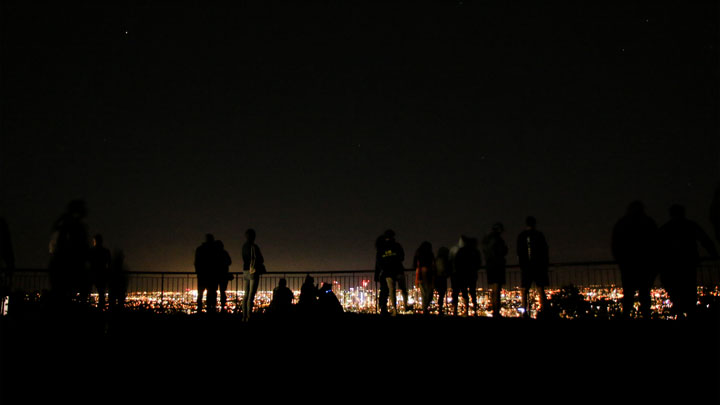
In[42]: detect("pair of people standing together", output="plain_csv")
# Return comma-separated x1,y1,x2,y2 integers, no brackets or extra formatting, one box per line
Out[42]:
194,228,265,321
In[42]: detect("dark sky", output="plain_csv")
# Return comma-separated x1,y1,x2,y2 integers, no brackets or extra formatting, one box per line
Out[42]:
1,1,718,272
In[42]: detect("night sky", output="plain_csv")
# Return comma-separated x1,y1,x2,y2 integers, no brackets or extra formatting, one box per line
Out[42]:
1,1,718,272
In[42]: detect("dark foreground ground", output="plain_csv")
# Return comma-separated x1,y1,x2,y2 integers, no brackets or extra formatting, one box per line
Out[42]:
1,308,718,403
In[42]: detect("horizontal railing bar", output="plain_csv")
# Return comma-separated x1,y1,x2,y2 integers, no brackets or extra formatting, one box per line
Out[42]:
7,258,718,276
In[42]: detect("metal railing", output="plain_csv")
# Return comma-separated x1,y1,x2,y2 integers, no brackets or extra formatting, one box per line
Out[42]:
3,260,719,316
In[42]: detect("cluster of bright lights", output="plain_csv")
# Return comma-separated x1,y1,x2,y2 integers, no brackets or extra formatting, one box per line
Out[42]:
63,285,719,320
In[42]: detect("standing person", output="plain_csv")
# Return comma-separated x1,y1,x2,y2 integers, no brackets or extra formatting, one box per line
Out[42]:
658,205,718,318
413,241,435,315
242,228,265,322
453,236,482,317
215,240,232,312
88,234,111,310
374,235,390,315
49,200,90,307
482,223,508,318
517,216,549,318
375,230,408,316
434,247,450,316
449,236,464,316
194,234,216,313
611,201,658,319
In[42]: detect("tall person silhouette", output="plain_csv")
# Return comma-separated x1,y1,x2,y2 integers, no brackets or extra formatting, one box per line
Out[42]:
242,229,265,322
49,200,90,308
611,201,658,319
482,223,508,318
194,234,216,313
517,216,549,318
453,236,481,316
658,205,718,318
375,230,408,316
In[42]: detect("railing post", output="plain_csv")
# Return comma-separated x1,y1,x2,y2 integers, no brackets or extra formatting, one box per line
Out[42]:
160,273,165,311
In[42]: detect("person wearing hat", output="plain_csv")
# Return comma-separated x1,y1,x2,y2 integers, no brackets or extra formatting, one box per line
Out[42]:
482,223,508,318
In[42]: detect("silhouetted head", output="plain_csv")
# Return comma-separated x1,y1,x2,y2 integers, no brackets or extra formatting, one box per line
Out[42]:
669,204,686,219
320,282,332,293
626,201,645,216
304,274,314,284
66,200,87,219
492,222,504,233
465,237,478,249
525,216,537,228
216,240,224,249
205,234,215,243
437,246,450,259
279,278,287,288
245,229,256,242
419,241,432,254
383,229,396,241
93,234,104,247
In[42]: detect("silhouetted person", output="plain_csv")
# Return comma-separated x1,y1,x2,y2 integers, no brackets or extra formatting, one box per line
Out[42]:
49,200,90,307
517,216,549,317
270,278,294,317
434,247,450,315
0,218,15,315
214,240,232,312
658,205,718,318
413,241,435,315
88,234,111,310
711,182,720,242
453,236,481,316
611,201,658,319
194,234,216,313
108,250,127,311
448,236,464,315
374,235,390,315
298,274,318,314
482,223,508,318
375,229,408,316
317,282,343,316
242,228,265,322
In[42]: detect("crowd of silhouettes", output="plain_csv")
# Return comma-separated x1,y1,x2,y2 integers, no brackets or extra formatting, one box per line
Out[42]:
1,196,719,320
